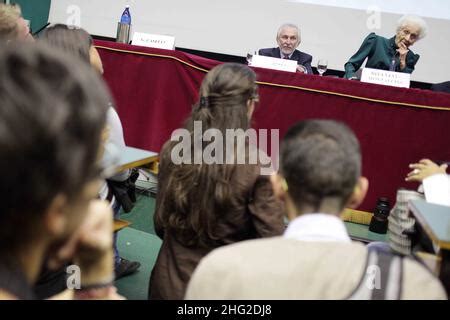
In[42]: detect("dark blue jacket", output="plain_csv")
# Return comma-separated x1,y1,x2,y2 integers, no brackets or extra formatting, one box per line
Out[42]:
258,47,313,74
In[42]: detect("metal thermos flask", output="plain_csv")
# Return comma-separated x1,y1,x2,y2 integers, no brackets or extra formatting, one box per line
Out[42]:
116,22,131,44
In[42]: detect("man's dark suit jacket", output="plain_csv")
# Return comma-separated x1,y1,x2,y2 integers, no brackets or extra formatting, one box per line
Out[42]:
258,47,313,74
431,81,450,94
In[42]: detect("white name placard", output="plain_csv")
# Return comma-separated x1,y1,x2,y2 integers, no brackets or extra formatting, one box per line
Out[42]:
249,55,297,73
132,32,175,50
361,68,411,88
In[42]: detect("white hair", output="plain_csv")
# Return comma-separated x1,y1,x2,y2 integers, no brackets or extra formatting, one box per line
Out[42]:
397,15,427,40
277,23,301,43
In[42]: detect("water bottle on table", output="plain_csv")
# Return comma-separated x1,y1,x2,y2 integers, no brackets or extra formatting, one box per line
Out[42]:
116,5,132,44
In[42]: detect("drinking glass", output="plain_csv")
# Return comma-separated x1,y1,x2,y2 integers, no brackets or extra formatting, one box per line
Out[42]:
317,59,328,76
246,50,257,65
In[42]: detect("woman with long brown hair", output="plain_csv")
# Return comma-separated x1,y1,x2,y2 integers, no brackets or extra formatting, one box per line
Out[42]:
149,63,285,300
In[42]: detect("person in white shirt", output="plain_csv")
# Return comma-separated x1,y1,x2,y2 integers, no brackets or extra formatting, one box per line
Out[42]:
405,159,450,206
186,119,447,300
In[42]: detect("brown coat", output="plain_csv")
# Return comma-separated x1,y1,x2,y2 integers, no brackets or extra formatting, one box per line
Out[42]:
148,144,285,300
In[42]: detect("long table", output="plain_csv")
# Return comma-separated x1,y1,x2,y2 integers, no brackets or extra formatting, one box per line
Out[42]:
409,200,450,295
116,146,158,174
95,40,450,212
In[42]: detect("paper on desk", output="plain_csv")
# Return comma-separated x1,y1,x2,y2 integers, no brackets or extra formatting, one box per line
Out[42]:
422,173,450,207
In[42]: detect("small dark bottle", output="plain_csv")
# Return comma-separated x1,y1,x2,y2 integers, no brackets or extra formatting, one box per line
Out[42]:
369,197,390,234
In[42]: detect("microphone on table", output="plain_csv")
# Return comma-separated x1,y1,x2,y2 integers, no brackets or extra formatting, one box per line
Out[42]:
389,52,399,71
33,22,50,37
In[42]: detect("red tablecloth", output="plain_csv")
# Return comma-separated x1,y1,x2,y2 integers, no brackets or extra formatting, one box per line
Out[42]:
95,40,450,212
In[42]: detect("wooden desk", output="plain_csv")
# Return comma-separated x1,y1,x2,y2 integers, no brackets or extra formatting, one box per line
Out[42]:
409,200,450,295
409,200,450,250
344,221,388,243
341,208,387,243
114,218,131,232
342,208,373,225
112,146,158,231
116,146,158,173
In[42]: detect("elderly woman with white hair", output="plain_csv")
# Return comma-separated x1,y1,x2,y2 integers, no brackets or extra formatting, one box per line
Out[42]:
344,15,427,79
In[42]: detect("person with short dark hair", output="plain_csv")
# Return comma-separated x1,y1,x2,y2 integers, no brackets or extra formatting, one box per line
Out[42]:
0,43,121,300
186,119,446,299
149,63,285,300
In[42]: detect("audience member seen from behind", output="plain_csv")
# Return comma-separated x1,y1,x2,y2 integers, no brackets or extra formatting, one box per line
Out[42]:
40,24,141,280
149,63,285,300
406,159,450,206
258,23,313,74
186,120,447,299
0,3,33,42
344,15,427,79
0,43,122,300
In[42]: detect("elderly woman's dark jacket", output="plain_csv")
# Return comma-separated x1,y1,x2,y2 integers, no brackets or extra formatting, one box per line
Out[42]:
344,32,420,79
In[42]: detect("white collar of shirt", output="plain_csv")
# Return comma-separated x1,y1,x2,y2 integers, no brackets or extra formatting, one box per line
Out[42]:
283,213,351,243
280,51,293,59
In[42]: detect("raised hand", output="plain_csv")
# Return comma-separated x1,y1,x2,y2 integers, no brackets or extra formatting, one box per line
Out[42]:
405,159,448,182
396,42,409,70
